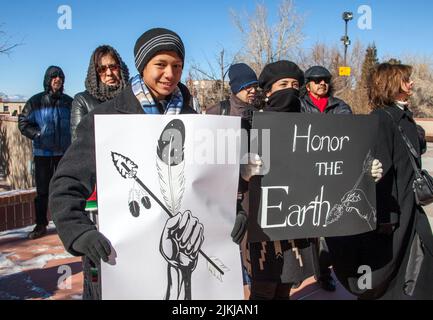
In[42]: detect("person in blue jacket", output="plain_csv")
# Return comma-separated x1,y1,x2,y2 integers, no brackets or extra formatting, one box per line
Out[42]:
18,66,73,239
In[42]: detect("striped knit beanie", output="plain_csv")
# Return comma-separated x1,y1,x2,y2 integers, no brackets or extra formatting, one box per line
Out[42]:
134,28,185,74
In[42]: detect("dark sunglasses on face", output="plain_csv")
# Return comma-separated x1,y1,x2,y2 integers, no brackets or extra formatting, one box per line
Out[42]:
311,77,331,84
243,84,259,92
97,64,120,74
51,71,62,79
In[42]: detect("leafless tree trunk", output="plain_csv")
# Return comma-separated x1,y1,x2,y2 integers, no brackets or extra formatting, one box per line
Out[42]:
188,49,234,107
403,55,433,117
230,0,305,75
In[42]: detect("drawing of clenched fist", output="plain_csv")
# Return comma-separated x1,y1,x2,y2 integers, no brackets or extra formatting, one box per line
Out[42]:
160,210,204,272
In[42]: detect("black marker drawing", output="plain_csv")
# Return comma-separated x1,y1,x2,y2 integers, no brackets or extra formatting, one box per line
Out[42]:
128,180,152,217
325,150,377,230
111,119,228,300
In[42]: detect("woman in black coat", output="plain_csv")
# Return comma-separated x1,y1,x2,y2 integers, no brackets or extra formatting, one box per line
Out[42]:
242,61,320,300
69,45,129,300
328,63,433,299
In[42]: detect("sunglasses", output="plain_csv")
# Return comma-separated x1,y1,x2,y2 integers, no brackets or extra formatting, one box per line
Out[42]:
97,64,120,74
51,71,63,78
243,84,259,92
311,78,331,84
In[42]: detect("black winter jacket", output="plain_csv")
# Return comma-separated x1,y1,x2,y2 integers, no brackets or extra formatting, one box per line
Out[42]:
18,92,73,156
301,94,352,114
327,105,433,299
49,83,195,255
70,91,102,142
18,66,73,156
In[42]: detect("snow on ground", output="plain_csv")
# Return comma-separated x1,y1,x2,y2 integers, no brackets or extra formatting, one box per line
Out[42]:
0,222,73,278
0,252,74,277
0,221,56,241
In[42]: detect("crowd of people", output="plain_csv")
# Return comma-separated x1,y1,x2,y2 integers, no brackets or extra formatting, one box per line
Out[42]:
17,26,433,300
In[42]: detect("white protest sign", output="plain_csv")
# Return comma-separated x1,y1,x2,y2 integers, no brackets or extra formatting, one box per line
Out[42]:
95,115,244,300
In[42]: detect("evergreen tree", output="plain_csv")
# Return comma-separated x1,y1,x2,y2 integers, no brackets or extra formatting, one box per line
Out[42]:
386,58,402,65
360,43,379,87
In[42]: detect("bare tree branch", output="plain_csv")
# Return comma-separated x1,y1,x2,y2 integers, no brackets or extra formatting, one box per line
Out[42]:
230,0,305,74
0,24,23,56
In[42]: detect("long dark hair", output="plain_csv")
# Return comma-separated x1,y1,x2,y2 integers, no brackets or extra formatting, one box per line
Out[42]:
93,45,120,71
85,45,130,101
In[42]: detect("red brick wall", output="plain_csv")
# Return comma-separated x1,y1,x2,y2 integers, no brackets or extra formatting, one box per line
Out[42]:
0,189,37,232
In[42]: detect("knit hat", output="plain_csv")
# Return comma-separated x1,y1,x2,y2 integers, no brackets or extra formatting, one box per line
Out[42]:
228,63,258,94
258,60,304,91
134,28,185,75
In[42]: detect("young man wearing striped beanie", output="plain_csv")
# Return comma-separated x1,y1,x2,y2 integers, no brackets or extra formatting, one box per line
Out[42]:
49,27,197,299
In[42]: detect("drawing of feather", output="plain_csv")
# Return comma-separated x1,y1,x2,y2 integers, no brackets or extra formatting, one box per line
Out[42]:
128,182,152,217
155,120,226,279
128,187,141,217
156,119,186,216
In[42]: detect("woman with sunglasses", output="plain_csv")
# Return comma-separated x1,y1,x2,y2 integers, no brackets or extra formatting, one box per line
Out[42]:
69,45,129,300
70,45,130,141
300,66,352,114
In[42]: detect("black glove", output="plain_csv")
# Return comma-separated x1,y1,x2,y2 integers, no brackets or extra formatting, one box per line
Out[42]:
231,211,248,245
72,230,111,265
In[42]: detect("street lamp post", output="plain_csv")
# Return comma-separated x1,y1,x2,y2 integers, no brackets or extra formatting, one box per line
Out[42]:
341,11,353,66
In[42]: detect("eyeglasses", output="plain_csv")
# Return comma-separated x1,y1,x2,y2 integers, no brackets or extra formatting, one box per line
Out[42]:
311,78,331,84
97,64,120,74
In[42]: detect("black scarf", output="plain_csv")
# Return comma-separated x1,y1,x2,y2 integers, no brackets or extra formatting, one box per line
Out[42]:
264,88,301,113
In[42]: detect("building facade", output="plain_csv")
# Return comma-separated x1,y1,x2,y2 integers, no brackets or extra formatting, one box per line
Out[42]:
0,99,26,116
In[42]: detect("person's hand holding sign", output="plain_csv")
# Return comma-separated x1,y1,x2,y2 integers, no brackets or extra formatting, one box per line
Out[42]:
241,153,265,182
371,159,383,182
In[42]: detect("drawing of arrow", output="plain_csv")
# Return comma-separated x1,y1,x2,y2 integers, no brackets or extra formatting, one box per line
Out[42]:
111,151,225,275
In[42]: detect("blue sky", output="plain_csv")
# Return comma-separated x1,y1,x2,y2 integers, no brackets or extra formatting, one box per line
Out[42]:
1,0,432,99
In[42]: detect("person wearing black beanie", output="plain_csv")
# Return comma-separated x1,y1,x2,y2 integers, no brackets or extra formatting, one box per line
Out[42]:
243,60,320,300
257,60,304,113
134,27,185,78
49,27,197,300
259,60,304,93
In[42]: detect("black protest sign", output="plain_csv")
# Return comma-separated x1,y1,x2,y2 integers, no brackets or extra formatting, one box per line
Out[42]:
247,112,379,243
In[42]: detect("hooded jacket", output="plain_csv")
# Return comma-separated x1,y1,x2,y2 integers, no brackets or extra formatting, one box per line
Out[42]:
18,66,73,156
71,46,130,141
